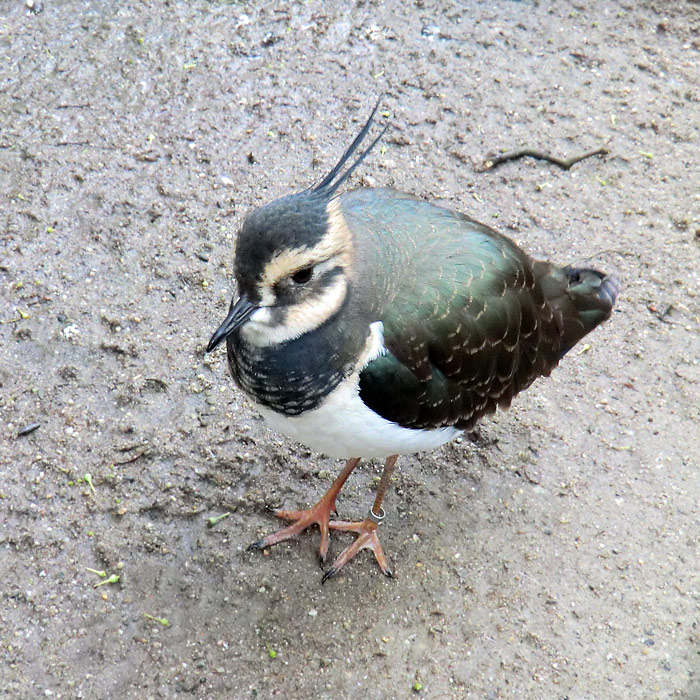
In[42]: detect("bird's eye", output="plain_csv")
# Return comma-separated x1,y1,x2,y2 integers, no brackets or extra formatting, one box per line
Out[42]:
291,266,314,285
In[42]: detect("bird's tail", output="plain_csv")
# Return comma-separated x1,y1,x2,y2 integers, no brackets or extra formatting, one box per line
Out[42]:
536,263,620,357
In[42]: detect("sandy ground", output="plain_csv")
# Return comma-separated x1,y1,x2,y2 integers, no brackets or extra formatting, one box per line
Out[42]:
1,1,699,698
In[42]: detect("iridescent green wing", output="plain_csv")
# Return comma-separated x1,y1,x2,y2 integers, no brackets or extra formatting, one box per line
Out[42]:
341,189,562,430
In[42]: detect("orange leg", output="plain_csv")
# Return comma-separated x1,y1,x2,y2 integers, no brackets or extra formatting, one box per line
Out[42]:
248,457,360,564
322,454,399,583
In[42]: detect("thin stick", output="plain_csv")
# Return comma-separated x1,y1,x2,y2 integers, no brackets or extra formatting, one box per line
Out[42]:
113,451,146,465
483,147,608,171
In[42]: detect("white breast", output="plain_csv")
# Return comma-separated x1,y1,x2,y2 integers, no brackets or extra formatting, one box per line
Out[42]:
254,321,460,459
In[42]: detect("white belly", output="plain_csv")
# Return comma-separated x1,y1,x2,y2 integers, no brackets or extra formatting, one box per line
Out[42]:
248,320,460,459
257,376,460,459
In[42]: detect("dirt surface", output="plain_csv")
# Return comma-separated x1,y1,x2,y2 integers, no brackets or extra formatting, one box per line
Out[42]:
1,1,699,698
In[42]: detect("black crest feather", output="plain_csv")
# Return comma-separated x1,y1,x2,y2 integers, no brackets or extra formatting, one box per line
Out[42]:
313,100,388,197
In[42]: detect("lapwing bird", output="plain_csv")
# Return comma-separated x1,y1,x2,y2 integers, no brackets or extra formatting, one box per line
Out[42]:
207,105,620,582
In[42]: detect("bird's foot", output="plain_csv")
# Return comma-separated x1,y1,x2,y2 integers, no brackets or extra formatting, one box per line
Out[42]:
322,508,394,583
247,493,337,563
248,458,361,564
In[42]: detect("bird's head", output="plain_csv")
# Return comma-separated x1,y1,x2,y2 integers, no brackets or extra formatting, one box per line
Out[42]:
207,103,386,352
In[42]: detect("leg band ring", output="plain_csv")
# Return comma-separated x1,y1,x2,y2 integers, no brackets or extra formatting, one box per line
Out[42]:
367,507,385,525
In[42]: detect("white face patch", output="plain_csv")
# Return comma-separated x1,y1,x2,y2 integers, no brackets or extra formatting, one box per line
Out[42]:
241,272,348,346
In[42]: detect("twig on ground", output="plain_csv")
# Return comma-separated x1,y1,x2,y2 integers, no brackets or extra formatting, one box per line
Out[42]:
483,147,609,171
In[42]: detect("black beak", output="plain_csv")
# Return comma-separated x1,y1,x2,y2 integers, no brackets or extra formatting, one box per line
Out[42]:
206,295,257,352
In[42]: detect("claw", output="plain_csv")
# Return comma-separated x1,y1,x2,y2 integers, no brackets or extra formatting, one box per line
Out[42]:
321,567,338,585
